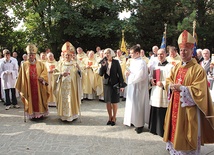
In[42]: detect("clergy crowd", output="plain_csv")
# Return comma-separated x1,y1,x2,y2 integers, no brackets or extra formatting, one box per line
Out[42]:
0,30,214,155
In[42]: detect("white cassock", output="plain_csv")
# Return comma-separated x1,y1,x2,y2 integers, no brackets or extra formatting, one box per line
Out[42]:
123,57,150,127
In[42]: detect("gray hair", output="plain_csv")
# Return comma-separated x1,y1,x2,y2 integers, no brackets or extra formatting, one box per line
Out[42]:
202,48,210,54
196,49,202,54
104,48,115,57
47,52,54,58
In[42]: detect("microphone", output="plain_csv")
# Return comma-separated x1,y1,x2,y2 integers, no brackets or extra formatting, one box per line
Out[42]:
99,57,107,64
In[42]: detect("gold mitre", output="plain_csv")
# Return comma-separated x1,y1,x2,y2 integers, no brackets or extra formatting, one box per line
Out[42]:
61,41,75,53
178,30,195,49
26,44,38,54
2,49,10,55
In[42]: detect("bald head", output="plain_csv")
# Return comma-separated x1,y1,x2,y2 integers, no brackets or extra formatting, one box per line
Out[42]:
157,48,167,63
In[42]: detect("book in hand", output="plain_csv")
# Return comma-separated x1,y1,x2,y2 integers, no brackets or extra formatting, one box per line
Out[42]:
88,61,93,67
49,65,55,71
153,69,160,84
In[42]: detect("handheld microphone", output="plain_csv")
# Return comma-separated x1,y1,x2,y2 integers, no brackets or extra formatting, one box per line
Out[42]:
99,57,107,64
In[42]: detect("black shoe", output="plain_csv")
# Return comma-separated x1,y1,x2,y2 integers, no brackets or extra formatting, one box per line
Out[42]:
135,126,144,134
106,120,112,125
111,118,116,126
121,98,126,101
111,121,116,126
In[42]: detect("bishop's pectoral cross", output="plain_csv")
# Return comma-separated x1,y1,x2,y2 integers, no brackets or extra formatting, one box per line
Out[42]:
177,69,183,84
177,77,182,84
30,67,37,79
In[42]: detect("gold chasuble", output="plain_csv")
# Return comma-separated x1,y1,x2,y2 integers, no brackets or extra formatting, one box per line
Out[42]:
94,57,104,97
166,54,182,66
77,53,87,62
46,60,58,106
114,55,126,80
82,57,97,94
15,60,49,118
164,58,214,150
54,60,81,121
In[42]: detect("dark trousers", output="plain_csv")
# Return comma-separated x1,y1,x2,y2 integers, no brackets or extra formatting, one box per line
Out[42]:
4,88,17,106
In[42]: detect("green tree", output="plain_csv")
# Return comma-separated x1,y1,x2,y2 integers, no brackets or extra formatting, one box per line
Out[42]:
123,0,197,53
196,0,214,50
9,0,130,58
2,0,214,56
0,2,18,52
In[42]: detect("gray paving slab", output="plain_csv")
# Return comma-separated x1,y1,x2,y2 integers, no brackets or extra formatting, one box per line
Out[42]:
0,98,213,155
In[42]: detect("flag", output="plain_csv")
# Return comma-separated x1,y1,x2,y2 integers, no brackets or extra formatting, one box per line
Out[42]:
120,30,128,55
192,32,197,57
193,42,197,57
160,33,166,49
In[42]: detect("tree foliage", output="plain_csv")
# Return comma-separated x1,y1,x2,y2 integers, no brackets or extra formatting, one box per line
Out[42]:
0,1,17,51
0,0,214,58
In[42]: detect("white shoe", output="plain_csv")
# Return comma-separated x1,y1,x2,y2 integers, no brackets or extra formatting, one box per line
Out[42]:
13,105,20,109
5,105,11,110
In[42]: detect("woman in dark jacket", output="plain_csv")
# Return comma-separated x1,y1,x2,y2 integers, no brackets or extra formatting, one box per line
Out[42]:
99,48,125,126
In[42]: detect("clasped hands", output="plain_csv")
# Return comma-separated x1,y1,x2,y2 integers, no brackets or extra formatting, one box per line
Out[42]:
4,70,12,74
170,83,182,92
85,65,92,69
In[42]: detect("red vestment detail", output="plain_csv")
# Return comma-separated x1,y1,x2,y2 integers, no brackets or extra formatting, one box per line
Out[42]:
169,67,188,143
29,64,39,112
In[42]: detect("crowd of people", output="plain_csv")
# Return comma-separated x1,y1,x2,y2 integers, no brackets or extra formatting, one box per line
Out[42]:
0,30,214,154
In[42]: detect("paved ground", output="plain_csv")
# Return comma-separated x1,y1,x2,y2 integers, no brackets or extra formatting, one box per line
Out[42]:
0,99,214,155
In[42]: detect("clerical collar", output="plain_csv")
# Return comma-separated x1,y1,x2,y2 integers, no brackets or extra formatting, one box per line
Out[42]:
182,59,192,66
158,60,168,66
4,59,12,63
3,57,12,63
29,59,36,64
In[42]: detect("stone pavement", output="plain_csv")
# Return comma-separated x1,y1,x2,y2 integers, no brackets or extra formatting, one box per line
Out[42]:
0,99,214,155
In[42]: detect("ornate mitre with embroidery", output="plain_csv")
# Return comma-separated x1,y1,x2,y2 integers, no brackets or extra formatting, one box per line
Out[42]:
26,44,38,54
177,30,195,49
61,41,75,53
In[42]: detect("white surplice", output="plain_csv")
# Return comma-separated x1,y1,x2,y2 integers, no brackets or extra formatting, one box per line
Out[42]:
0,58,18,89
123,57,150,127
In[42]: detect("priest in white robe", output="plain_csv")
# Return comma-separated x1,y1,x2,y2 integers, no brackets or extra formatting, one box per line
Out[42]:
123,45,150,134
0,49,20,110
